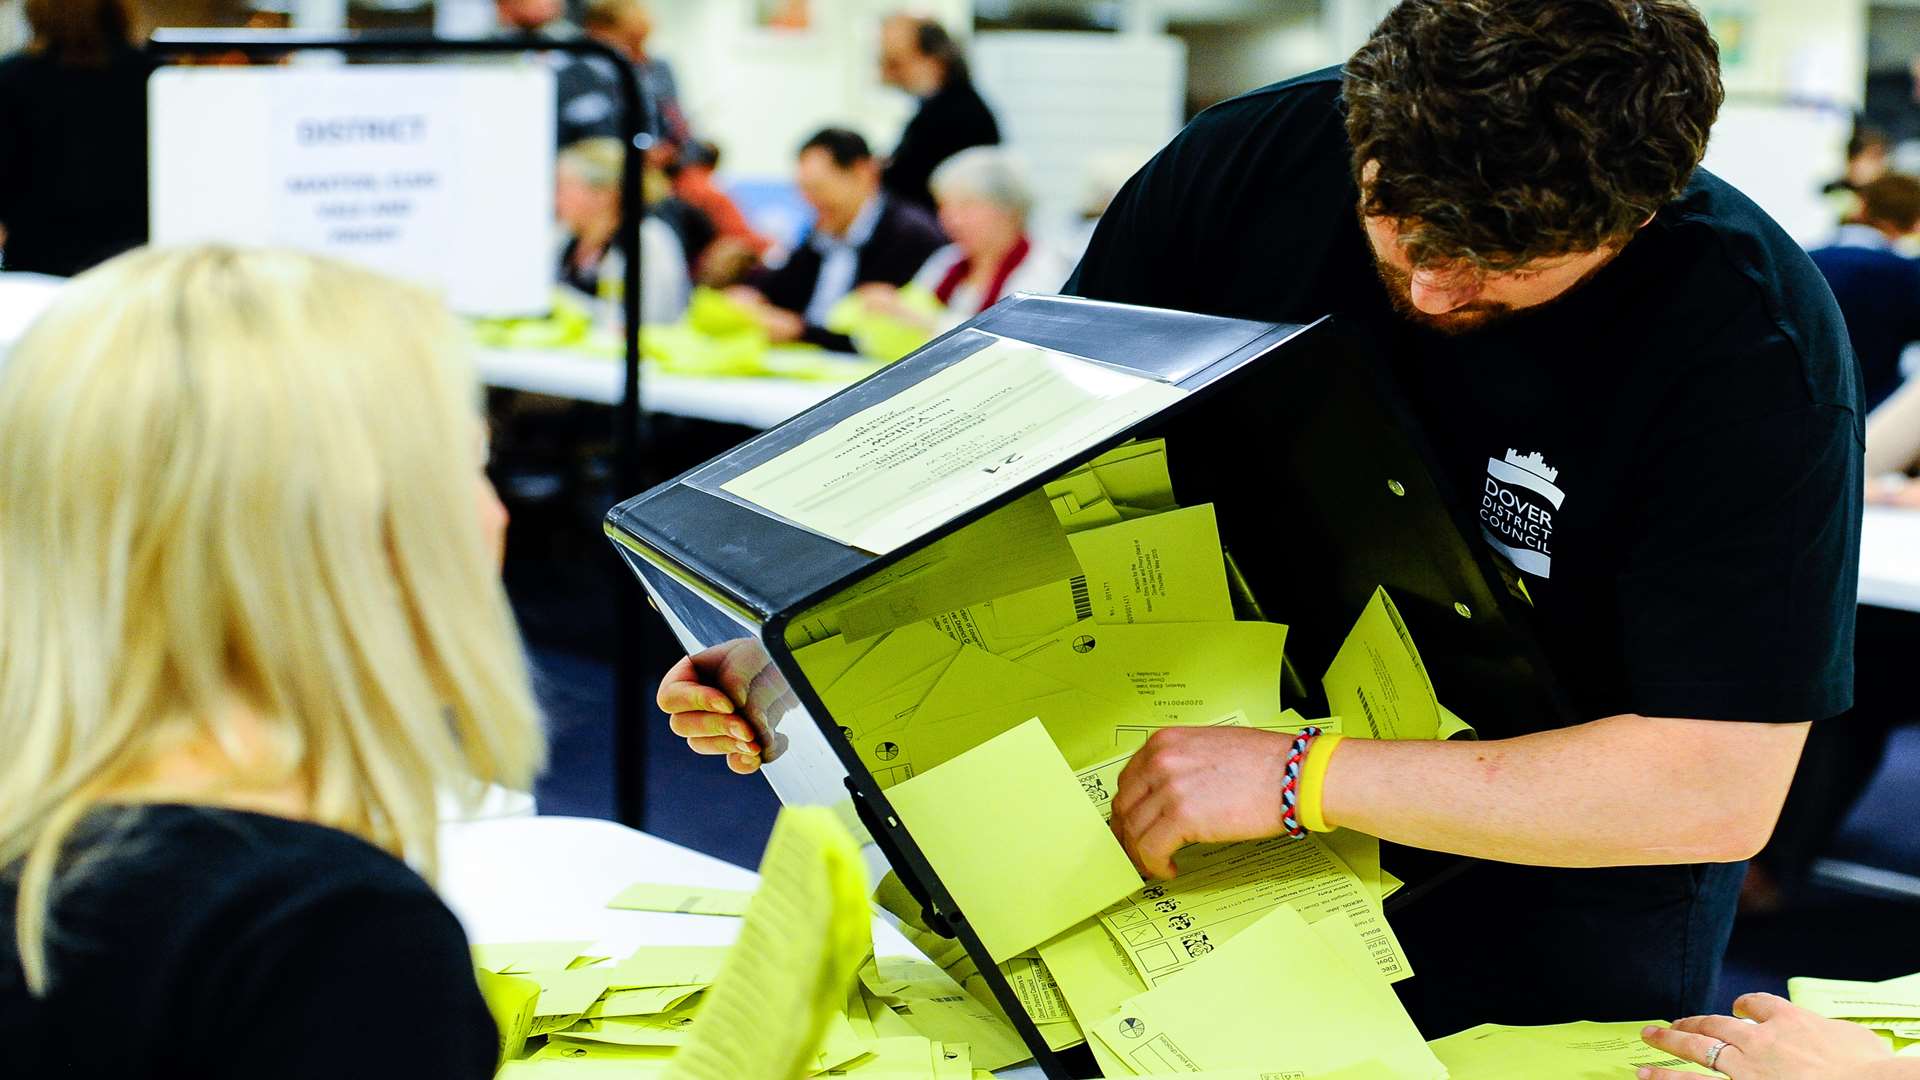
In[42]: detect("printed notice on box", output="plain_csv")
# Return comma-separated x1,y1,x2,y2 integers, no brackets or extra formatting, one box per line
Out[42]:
721,337,1186,554
149,66,554,315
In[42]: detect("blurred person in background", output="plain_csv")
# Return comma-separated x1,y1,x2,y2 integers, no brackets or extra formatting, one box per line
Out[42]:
495,0,626,149
877,13,1000,213
0,246,543,1077
495,0,570,34
730,128,944,351
670,140,774,286
854,146,1071,334
1808,174,1920,415
584,0,693,162
1826,125,1893,197
0,0,152,277
555,138,690,326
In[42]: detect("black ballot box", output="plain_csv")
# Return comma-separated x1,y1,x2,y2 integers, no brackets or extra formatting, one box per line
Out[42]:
605,294,1569,1077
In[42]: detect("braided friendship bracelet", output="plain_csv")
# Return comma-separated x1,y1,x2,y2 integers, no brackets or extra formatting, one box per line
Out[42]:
1278,725,1324,839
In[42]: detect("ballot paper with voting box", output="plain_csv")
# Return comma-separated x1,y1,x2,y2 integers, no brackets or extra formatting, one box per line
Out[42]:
607,294,1571,1077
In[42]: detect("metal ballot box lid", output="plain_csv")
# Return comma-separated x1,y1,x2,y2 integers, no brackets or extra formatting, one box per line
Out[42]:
605,294,1567,1078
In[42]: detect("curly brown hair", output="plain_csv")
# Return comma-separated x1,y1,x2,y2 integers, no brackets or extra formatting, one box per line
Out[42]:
1344,0,1724,272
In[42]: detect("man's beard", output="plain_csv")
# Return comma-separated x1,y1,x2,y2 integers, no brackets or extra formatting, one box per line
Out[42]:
1369,248,1621,337
1371,258,1519,336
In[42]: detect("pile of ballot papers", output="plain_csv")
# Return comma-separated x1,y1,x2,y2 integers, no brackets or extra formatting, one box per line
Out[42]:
1789,971,1920,1056
768,437,1499,1076
479,806,1022,1079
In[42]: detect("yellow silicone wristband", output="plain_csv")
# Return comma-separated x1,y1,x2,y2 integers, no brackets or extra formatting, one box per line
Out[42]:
1296,732,1345,835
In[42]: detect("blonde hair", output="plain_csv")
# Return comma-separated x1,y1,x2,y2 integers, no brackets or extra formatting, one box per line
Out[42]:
0,247,545,992
560,138,627,191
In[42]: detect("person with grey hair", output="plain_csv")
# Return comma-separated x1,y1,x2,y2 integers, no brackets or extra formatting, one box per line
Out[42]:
855,146,1072,334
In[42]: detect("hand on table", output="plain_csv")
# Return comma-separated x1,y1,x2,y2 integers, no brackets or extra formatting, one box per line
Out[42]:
656,640,791,774
1638,993,1900,1080
721,285,806,343
1109,726,1298,879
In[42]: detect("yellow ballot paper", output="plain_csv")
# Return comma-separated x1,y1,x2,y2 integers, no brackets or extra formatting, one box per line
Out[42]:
1094,823,1410,985
607,883,755,916
1428,1021,1717,1078
1065,504,1234,625
475,968,541,1064
860,956,1032,1071
836,490,1083,642
885,719,1143,962
663,806,871,1080
927,575,1089,654
609,946,734,989
1007,619,1289,726
584,985,706,1019
718,336,1186,554
1037,918,1149,1077
1001,953,1073,1024
524,968,618,1017
1789,973,1920,1021
1323,586,1454,741
1090,906,1443,1077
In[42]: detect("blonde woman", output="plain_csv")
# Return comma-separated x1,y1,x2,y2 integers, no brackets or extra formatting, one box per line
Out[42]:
0,247,544,1076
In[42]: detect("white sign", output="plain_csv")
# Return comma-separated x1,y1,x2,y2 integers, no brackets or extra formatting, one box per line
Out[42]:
150,65,556,315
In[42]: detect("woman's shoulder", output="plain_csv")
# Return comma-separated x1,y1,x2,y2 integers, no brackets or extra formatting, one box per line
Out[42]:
60,805,445,931
4,807,491,1076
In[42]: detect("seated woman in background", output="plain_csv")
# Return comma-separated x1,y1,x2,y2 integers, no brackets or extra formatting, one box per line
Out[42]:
0,247,545,1078
555,137,692,324
853,146,1073,336
1867,369,1920,507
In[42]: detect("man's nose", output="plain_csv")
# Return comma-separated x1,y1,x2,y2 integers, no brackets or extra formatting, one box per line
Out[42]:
1408,272,1483,314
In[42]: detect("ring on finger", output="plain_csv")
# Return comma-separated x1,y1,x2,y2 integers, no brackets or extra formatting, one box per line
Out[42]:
1703,1040,1728,1070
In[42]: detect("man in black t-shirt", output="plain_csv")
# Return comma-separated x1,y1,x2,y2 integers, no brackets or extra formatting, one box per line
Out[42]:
1072,0,1862,1038
658,0,1864,1046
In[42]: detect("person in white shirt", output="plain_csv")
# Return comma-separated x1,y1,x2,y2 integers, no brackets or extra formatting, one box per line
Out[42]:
853,146,1073,336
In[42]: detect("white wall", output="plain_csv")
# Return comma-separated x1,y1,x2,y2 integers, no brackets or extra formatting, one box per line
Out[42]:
648,0,971,179
1712,0,1866,106
1179,14,1325,107
0,0,27,55
1698,0,1866,244
972,30,1185,235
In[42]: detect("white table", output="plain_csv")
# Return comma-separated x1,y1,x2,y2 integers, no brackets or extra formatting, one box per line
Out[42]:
436,815,1046,1078
475,345,862,429
1859,505,1920,613
0,275,856,431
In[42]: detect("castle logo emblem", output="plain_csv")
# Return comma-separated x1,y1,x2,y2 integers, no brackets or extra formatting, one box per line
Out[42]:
1481,449,1562,579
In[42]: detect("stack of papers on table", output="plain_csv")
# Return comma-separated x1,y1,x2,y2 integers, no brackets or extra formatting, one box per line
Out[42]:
1790,971,1920,1055
480,806,1027,1080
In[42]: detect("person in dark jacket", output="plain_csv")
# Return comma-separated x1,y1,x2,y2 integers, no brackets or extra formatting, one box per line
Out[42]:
730,128,946,352
0,0,152,277
1807,173,1920,415
876,14,1000,213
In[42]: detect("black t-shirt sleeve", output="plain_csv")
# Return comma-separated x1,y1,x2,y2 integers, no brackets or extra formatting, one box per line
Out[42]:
201,885,497,1080
1615,384,1861,723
